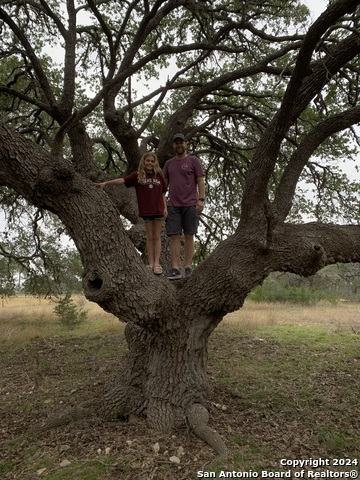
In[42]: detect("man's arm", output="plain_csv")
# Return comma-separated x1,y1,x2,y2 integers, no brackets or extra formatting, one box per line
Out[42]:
197,176,205,199
163,194,168,217
196,176,205,213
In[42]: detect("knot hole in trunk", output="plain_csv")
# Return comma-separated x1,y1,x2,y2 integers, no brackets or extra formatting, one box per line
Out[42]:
87,276,103,290
82,270,107,299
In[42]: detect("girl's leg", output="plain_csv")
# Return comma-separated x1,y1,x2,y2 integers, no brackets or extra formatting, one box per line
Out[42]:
144,221,155,268
153,219,163,266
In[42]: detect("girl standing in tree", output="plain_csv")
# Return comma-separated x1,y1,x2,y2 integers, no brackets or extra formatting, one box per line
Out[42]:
96,152,167,275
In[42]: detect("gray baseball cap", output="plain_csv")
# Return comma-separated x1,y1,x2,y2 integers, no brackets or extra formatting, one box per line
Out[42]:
172,133,186,142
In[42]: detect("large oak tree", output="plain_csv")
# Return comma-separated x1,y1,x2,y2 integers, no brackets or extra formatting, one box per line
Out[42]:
1,0,360,455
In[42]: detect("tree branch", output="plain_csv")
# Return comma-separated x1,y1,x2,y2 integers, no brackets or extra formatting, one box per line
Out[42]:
179,222,360,321
0,5,57,111
274,105,360,222
240,1,360,228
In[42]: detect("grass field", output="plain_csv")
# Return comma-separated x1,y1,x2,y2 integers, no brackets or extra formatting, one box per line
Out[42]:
0,295,122,342
0,297,359,479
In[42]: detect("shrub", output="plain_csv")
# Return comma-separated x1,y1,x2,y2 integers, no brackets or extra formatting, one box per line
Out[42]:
54,292,88,329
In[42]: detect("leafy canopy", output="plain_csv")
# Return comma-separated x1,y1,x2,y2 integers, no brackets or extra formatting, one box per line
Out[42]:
1,0,360,267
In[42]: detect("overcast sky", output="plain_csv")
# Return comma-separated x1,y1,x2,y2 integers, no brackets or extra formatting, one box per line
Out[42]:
305,0,327,18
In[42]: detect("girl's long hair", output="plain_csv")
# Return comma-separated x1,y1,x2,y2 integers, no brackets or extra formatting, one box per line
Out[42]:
137,152,163,184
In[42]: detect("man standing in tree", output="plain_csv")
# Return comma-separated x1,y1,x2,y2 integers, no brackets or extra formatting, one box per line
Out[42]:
163,133,206,280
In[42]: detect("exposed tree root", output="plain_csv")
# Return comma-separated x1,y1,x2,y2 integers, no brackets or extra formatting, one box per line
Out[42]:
6,387,227,460
25,374,140,437
27,398,99,436
187,403,228,459
0,399,99,449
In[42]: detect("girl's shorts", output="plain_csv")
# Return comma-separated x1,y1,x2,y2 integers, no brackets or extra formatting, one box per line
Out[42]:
142,215,164,223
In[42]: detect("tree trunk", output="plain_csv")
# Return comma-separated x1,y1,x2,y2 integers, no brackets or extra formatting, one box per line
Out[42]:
102,318,211,430
100,315,228,456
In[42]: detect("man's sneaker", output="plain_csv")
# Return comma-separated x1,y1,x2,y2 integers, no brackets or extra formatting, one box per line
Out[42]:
166,268,182,280
184,267,192,279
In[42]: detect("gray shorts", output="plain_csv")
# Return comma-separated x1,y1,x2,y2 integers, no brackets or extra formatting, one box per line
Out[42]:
142,215,164,223
166,206,199,235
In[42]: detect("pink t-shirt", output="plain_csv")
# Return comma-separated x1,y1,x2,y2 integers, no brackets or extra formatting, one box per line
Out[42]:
163,155,204,207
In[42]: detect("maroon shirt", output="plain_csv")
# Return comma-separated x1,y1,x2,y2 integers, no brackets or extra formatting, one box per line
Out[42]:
123,171,167,217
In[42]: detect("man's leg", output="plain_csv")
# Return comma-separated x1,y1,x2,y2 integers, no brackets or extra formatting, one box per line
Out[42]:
183,206,198,272
165,207,183,279
166,207,181,268
184,233,194,269
169,233,181,269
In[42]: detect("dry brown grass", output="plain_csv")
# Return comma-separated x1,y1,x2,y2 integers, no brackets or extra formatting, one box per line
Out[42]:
1,297,359,479
0,295,122,343
223,299,360,333
1,296,359,344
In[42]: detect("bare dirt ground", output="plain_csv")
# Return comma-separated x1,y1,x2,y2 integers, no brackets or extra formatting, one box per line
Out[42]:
0,301,359,479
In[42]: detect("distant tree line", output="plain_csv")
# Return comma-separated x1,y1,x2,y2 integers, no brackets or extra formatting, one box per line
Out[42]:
3,246,360,305
0,244,83,303
250,264,360,304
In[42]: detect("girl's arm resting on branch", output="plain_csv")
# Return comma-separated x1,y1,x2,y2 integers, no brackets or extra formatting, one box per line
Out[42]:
95,178,125,189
